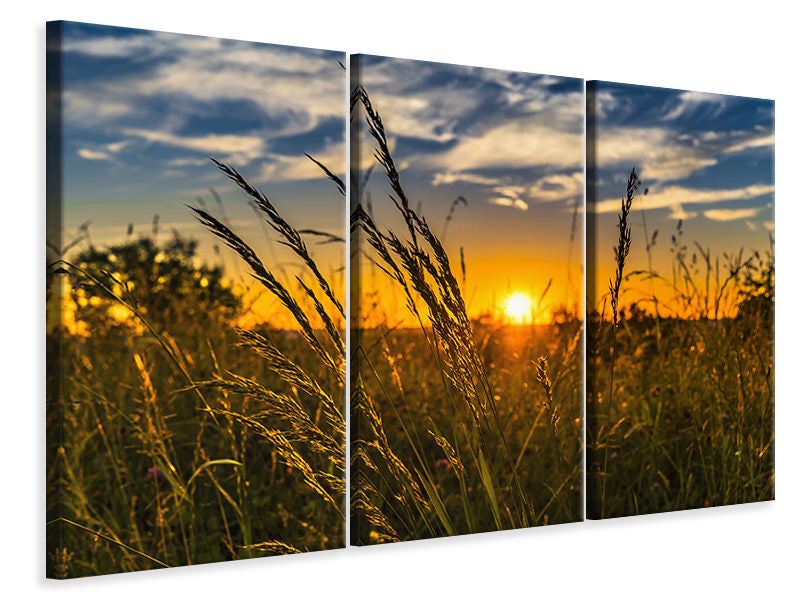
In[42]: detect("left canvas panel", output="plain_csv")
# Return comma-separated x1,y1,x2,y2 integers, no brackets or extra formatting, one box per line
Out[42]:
46,22,346,578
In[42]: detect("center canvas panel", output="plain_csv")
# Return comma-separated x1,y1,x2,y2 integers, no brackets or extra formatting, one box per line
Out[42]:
350,55,585,544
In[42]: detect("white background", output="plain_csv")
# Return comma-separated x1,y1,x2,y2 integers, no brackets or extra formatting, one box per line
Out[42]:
2,1,797,598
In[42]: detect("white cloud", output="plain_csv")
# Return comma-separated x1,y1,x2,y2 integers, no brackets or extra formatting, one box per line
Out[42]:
597,127,716,181
528,171,583,202
704,207,761,221
431,170,582,205
77,139,134,162
431,172,502,186
669,206,697,221
486,182,529,211
62,32,222,58
105,140,132,153
78,148,112,161
358,58,583,178
429,121,582,172
489,197,528,211
372,95,462,143
493,185,527,198
597,126,774,182
133,53,342,139
167,157,211,167
64,91,134,125
593,90,624,119
257,142,344,183
123,128,265,165
662,91,728,121
722,133,774,154
63,31,344,144
594,183,774,217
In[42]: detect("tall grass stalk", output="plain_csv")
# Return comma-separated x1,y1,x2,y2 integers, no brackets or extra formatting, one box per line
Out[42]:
350,84,582,542
600,167,639,517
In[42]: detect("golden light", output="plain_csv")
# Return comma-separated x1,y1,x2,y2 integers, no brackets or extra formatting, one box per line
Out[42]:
504,292,534,325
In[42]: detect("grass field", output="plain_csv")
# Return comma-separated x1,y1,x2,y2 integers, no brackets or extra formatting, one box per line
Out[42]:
350,86,584,543
45,77,774,576
47,160,346,578
587,169,775,518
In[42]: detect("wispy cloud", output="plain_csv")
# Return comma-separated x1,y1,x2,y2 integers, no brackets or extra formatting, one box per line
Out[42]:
432,172,503,186
704,207,762,221
429,121,582,172
594,183,774,219
360,58,582,197
486,183,530,211
593,90,630,119
670,206,698,220
77,140,132,162
597,126,775,182
63,29,344,172
62,31,222,58
721,132,774,154
661,91,728,121
78,148,112,161
489,196,528,211
257,142,344,182
123,128,266,165
597,127,712,181
592,82,773,250
167,157,212,167
63,91,135,126
528,171,583,202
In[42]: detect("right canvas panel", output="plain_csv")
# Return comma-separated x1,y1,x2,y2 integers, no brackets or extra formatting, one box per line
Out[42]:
586,81,775,519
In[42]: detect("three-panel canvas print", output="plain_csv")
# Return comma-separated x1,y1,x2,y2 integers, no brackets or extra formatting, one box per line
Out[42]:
46,21,775,578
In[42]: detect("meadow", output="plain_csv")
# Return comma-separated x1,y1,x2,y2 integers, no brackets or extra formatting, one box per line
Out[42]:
350,86,584,543
46,160,346,578
587,169,775,518
45,80,773,576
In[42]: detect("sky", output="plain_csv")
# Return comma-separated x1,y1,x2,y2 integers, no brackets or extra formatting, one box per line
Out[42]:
589,82,774,317
55,22,346,326
353,55,584,326
53,27,771,329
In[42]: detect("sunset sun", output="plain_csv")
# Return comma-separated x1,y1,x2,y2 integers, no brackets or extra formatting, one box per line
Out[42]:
504,292,534,324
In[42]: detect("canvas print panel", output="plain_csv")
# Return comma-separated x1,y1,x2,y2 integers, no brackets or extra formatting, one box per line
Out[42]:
350,55,584,545
46,22,346,577
586,82,775,519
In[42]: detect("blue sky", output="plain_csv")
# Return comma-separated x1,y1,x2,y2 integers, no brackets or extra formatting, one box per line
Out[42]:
354,55,584,321
356,54,583,211
590,82,774,223
588,81,774,314
57,22,345,290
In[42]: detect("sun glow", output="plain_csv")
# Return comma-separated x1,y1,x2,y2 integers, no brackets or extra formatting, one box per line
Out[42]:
504,292,534,325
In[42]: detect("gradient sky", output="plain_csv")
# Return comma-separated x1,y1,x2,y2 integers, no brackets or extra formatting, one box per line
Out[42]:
354,55,584,325
589,82,774,317
57,22,346,326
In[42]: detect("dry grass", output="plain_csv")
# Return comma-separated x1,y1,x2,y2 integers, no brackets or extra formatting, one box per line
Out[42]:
587,169,774,518
46,155,345,577
350,85,583,543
